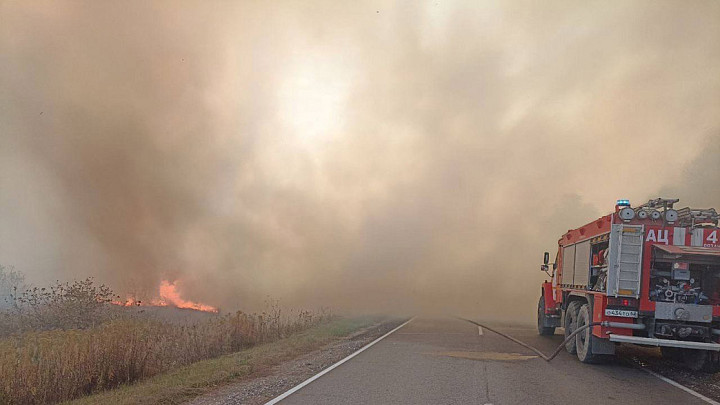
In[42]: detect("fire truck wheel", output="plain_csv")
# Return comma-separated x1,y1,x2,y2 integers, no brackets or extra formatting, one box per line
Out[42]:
706,351,720,373
660,346,682,361
537,296,556,336
682,349,720,373
564,301,582,354
575,304,597,363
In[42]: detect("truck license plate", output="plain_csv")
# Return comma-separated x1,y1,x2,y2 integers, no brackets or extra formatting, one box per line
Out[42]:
605,309,638,318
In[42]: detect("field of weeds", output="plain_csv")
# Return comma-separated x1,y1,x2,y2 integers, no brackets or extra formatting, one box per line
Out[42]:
0,267,331,404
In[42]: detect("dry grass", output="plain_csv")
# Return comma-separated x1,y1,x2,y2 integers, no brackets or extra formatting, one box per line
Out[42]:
0,269,332,404
0,309,330,404
66,316,384,405
0,268,338,404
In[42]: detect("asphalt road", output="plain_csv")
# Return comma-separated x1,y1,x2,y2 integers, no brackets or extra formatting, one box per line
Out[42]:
277,317,708,405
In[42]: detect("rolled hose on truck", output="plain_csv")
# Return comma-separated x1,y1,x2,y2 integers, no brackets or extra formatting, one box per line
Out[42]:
457,318,639,362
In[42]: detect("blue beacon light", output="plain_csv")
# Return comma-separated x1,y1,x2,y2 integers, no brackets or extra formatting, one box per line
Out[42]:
616,199,631,207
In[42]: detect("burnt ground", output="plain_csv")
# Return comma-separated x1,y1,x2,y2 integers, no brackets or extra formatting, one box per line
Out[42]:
616,344,720,401
187,318,406,405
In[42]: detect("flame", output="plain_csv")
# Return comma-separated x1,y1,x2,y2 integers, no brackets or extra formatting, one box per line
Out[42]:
111,280,218,313
111,297,139,307
157,280,218,312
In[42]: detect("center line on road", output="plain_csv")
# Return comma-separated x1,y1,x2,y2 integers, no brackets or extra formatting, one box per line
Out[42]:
478,326,483,336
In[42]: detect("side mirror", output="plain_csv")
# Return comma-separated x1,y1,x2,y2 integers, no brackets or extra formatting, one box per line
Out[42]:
543,252,550,265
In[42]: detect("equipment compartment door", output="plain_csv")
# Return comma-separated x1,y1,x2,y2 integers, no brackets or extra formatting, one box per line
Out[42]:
608,224,644,298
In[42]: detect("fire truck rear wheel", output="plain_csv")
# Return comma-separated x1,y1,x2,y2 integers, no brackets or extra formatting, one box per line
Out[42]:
537,296,556,336
564,301,582,354
575,303,597,363
660,346,682,361
705,351,720,373
682,349,720,373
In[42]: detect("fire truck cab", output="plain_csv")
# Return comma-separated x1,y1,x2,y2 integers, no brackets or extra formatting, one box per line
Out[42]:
537,198,720,371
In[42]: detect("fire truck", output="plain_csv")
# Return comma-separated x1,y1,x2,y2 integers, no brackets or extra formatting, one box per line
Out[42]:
537,198,720,370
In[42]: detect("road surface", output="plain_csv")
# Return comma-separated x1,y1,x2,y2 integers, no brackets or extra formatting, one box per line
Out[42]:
276,317,708,404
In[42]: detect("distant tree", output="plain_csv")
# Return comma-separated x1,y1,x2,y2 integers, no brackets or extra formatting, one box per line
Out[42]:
0,265,25,310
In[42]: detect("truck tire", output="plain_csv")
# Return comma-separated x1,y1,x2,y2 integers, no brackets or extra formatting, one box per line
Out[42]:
660,346,682,361
564,301,582,354
705,351,720,373
682,349,720,373
537,296,556,336
575,303,597,363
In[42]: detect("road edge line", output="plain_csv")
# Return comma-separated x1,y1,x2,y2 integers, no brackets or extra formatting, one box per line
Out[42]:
264,317,415,405
640,367,720,405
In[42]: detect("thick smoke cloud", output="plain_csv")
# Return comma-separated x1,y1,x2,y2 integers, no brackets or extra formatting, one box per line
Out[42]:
1,1,719,322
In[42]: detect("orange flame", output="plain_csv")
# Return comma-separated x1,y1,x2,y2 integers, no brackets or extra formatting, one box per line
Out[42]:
157,280,218,312
111,297,139,307
111,280,218,313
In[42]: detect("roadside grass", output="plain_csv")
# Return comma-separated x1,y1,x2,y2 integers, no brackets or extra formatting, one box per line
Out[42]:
65,316,385,405
0,307,331,404
1,269,376,405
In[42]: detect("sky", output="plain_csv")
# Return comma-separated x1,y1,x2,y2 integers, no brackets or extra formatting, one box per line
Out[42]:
1,0,719,322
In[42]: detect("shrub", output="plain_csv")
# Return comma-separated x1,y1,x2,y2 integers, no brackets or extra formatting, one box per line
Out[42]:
0,277,115,337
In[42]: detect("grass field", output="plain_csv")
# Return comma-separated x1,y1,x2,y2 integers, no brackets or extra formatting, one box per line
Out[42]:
0,268,384,404
64,316,381,405
0,308,344,404
0,269,363,404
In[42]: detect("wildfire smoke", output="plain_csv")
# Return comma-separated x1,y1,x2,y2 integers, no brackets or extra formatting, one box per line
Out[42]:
1,1,718,323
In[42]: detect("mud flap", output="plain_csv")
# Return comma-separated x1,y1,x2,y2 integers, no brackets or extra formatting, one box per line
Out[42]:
543,315,561,328
591,336,616,355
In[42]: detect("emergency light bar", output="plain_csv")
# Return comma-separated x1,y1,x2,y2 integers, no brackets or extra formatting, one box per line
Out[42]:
616,199,631,207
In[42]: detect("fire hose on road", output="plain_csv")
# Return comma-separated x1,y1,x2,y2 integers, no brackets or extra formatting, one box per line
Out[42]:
457,317,635,362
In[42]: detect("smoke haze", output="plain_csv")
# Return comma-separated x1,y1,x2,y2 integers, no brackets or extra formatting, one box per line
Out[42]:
1,1,719,322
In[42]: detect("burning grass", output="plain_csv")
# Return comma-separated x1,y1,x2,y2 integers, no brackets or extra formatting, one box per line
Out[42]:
111,281,219,313
0,269,332,404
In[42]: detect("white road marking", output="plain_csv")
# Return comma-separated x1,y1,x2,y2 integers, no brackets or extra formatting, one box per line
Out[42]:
478,326,483,336
264,317,415,405
641,367,720,405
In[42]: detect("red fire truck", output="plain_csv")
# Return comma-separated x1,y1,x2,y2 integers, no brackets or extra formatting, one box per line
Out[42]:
537,198,720,370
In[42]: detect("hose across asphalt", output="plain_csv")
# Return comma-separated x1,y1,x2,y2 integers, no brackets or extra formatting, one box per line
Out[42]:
457,317,603,362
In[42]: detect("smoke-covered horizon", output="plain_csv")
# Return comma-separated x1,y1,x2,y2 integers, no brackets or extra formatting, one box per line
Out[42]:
1,1,719,322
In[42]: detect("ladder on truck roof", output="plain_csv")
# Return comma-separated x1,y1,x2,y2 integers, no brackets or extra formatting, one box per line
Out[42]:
608,224,644,298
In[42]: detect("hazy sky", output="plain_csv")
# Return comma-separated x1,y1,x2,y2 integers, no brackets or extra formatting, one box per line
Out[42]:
1,1,719,322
